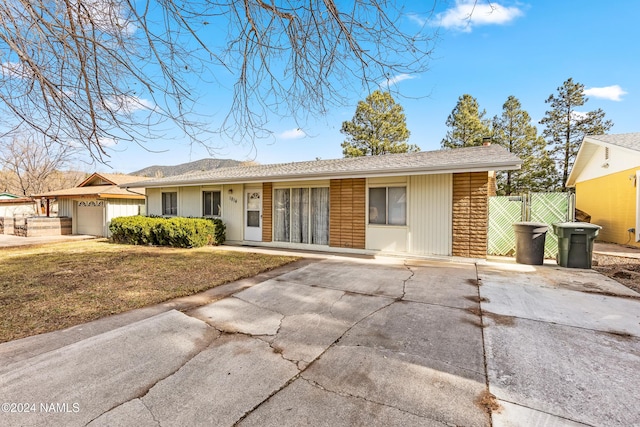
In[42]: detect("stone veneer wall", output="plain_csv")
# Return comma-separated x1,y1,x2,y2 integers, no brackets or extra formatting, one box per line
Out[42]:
452,172,489,258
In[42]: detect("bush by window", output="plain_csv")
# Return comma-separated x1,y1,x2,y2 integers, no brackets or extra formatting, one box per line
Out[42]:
109,216,225,248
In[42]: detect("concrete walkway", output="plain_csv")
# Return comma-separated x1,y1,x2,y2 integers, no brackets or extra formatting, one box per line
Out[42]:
0,255,638,426
0,234,96,248
594,241,640,259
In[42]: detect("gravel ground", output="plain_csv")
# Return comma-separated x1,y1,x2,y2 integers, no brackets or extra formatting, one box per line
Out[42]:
592,253,640,294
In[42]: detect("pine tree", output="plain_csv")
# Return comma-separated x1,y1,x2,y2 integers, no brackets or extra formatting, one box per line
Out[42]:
492,96,558,194
540,78,613,190
340,90,417,157
441,94,490,149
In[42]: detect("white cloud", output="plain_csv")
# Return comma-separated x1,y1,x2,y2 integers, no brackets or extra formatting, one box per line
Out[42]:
74,0,137,36
278,128,306,140
584,85,627,101
1,61,28,79
105,95,154,114
437,1,523,32
407,13,427,26
381,74,416,87
570,111,588,122
99,137,118,147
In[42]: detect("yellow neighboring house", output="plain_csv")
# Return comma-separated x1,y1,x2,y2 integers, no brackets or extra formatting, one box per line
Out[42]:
567,133,640,247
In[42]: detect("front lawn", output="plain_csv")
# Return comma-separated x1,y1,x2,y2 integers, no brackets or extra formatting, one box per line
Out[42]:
0,240,298,343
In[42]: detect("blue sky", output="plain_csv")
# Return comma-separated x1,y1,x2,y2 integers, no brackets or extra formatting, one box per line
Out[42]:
99,0,640,173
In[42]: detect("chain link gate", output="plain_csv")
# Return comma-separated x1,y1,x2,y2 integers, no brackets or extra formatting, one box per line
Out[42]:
488,193,574,258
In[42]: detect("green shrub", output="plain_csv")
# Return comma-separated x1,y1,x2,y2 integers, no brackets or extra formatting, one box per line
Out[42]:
205,217,226,246
109,216,154,245
109,216,226,248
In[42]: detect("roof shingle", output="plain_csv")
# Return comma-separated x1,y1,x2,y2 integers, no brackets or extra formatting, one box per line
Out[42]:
124,145,521,188
585,133,640,152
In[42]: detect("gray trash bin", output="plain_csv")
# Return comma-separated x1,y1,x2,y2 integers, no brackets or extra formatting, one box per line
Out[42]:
513,222,548,265
553,222,601,269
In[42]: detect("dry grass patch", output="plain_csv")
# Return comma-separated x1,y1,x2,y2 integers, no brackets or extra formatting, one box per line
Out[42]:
0,240,298,343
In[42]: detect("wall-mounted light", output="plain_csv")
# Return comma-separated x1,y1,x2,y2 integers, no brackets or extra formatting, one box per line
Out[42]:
228,188,233,194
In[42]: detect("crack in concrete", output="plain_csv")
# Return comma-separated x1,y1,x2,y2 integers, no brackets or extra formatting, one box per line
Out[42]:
140,398,162,426
204,322,302,367
233,283,379,324
230,291,399,425
300,377,440,423
332,343,486,378
480,308,640,339
327,291,349,320
400,296,478,312
400,262,415,301
210,317,310,370
231,373,302,426
475,262,496,424
233,294,287,318
86,324,220,425
494,398,597,427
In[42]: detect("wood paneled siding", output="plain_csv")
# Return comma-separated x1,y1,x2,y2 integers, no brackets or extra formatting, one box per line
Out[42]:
262,182,273,242
452,172,489,258
329,178,365,249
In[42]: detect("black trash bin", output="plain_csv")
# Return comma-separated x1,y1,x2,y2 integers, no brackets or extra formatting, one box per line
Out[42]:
553,222,601,269
513,222,548,265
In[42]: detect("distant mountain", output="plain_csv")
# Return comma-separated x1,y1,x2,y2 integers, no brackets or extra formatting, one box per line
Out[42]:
130,158,246,178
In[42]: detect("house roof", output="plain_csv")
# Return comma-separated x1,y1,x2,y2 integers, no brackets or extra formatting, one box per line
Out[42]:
35,173,149,199
583,133,640,152
567,132,640,187
0,192,21,199
77,172,149,187
0,195,34,204
123,145,521,188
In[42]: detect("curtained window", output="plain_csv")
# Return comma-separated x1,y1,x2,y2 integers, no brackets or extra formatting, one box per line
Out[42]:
162,192,177,216
274,187,329,244
311,187,329,245
274,189,290,242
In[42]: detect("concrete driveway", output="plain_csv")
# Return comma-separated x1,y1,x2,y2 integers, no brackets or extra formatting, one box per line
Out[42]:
0,255,638,426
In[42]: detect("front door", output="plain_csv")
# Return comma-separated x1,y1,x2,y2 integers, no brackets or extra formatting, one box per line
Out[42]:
245,189,262,241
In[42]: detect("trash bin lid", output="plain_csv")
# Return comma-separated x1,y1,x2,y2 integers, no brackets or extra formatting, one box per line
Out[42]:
552,222,601,230
513,222,548,233
552,222,602,237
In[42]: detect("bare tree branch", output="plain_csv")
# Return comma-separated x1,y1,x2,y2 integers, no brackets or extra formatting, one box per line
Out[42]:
0,133,81,195
0,0,437,162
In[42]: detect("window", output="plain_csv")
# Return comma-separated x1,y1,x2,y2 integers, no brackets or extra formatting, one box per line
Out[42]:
369,187,406,225
162,192,177,216
274,187,329,245
203,191,221,217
